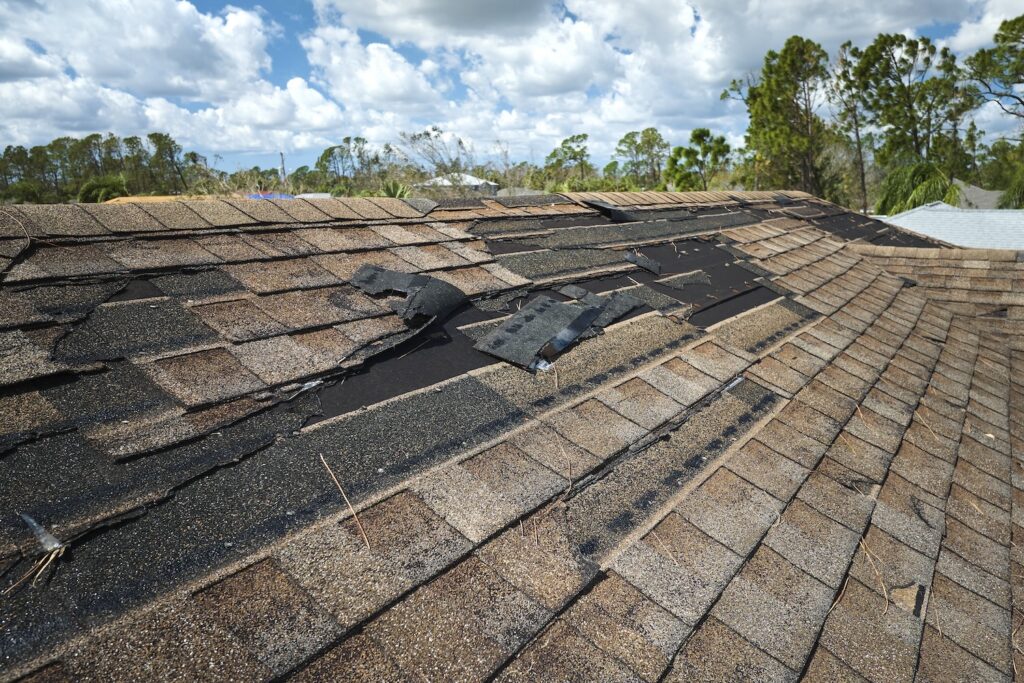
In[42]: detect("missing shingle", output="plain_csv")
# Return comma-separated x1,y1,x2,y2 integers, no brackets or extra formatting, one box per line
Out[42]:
104,278,164,303
890,582,927,616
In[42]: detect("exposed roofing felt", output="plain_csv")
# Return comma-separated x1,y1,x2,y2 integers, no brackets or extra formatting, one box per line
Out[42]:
880,201,1024,249
1,191,1022,682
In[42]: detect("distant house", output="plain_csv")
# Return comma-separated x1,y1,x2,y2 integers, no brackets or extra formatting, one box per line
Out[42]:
879,201,1024,249
418,172,499,196
953,179,1002,209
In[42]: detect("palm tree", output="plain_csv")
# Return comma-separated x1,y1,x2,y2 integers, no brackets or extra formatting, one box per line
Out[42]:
997,174,1024,208
874,162,962,214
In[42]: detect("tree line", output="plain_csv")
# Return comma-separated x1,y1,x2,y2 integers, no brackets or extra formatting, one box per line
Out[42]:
1,14,1022,210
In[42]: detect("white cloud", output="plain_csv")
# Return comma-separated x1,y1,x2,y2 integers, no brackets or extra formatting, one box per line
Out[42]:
0,0,1019,165
0,0,277,100
0,37,63,82
302,25,442,112
947,0,1020,52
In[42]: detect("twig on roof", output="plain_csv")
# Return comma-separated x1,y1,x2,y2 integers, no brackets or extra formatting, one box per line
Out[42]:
2,547,66,597
913,409,941,443
320,454,370,550
397,338,430,360
649,530,679,567
858,538,888,616
555,434,573,495
3,514,66,597
827,575,850,615
0,207,58,248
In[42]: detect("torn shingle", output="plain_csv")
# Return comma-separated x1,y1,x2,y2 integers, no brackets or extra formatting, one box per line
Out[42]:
350,265,467,322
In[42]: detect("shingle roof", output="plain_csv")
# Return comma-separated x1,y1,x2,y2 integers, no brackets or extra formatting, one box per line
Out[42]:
1,191,1021,682
880,201,1024,249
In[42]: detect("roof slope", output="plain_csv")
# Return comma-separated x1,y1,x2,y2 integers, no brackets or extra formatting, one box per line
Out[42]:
881,201,1024,249
1,191,1021,681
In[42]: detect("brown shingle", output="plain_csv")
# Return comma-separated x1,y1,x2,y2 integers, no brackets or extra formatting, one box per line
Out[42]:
711,546,834,671
595,377,682,429
275,492,471,629
390,243,471,270
190,298,287,342
726,439,809,502
477,503,595,610
365,556,549,681
613,512,743,624
81,203,166,233
223,258,340,293
63,599,271,681
637,357,720,407
254,287,385,330
231,335,324,385
818,578,923,682
181,199,255,227
147,347,265,407
497,619,643,682
313,250,417,280
667,616,797,682
677,468,782,555
544,399,646,458
192,559,340,675
103,238,220,270
412,442,565,542
925,573,1011,674
681,341,750,381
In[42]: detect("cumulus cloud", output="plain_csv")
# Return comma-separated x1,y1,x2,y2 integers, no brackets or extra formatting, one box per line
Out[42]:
947,0,1021,52
0,0,1019,163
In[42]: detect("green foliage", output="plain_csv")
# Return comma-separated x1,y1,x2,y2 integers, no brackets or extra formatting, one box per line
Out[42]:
664,128,730,190
725,35,832,196
613,128,670,188
379,179,411,198
998,173,1024,208
544,134,593,187
77,175,128,203
874,162,961,214
828,42,870,212
975,139,1024,190
965,14,1024,120
853,34,972,168
1,132,188,202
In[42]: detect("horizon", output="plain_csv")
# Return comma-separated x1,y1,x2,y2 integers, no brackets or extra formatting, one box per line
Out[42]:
2,0,1021,174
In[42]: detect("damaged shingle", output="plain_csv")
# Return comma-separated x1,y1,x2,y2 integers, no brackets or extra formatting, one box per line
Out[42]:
350,265,468,323
625,250,662,274
474,289,641,369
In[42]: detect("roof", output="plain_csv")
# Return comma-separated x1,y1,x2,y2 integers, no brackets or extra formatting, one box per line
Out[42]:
420,173,499,187
1,190,1021,681
955,179,1003,210
881,201,1024,249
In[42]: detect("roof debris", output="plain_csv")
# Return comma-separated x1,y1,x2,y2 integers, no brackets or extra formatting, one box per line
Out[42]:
349,264,468,322
474,295,602,368
625,249,662,274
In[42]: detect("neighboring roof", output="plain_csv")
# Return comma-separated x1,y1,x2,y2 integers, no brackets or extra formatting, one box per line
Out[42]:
955,179,1003,210
1,190,1021,682
420,172,499,187
881,201,1024,249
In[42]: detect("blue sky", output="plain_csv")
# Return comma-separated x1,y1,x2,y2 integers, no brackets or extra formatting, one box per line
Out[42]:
0,0,1019,174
